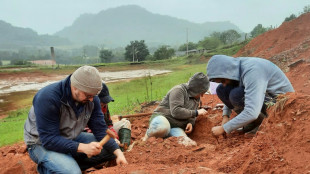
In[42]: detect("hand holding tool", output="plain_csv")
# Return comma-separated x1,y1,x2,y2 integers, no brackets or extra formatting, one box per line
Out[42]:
87,129,117,158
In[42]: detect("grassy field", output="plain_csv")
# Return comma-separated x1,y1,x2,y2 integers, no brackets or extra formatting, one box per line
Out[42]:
0,108,29,146
0,41,246,147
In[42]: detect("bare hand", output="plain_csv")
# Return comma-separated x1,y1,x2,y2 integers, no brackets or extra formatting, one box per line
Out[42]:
78,142,102,158
211,126,225,137
221,115,229,126
197,108,208,116
114,149,128,165
185,123,193,134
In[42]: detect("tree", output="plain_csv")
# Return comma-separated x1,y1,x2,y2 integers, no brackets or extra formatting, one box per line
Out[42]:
250,24,268,38
303,5,310,13
153,46,175,60
178,42,197,51
220,30,241,45
198,37,221,50
210,32,222,41
125,40,149,62
284,14,296,22
99,49,113,63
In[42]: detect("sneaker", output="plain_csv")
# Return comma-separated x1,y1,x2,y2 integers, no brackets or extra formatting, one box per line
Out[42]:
242,112,266,133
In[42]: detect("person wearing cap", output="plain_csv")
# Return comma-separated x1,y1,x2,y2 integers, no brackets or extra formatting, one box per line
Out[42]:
206,55,294,137
85,82,132,151
24,65,128,173
142,72,209,146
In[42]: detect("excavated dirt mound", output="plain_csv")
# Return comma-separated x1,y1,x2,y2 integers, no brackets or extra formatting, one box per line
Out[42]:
235,13,310,61
235,12,310,75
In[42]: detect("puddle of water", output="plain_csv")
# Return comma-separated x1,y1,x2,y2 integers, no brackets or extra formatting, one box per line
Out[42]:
100,69,172,82
0,69,171,94
0,69,171,117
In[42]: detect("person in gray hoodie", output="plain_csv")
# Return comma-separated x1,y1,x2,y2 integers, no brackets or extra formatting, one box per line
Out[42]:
142,72,209,146
206,55,294,136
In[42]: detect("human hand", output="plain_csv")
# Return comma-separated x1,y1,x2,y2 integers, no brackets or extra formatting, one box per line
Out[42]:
78,142,102,158
114,149,128,165
211,126,225,137
185,123,193,134
109,126,119,139
197,108,208,116
221,115,229,126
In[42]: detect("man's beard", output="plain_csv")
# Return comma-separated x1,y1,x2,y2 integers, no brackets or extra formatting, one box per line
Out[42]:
74,91,89,103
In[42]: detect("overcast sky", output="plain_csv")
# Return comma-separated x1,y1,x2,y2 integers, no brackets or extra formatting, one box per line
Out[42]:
1,0,309,35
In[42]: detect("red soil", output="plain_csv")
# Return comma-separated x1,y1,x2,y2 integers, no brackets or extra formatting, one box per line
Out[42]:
1,12,310,174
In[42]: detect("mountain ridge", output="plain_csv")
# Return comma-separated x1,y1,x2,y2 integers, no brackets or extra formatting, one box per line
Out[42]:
55,5,242,47
0,20,70,49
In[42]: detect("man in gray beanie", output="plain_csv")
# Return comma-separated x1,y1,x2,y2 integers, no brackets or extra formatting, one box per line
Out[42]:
142,72,209,146
24,65,127,173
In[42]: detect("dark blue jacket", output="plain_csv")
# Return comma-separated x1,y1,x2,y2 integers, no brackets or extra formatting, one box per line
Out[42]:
24,75,119,156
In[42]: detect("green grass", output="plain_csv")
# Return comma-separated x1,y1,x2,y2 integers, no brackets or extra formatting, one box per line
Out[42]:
0,108,29,147
108,64,206,114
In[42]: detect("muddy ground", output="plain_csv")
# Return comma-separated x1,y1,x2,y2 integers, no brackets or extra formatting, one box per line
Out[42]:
1,12,310,174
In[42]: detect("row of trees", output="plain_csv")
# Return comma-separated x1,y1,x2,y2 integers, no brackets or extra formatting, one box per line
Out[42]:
121,40,175,62
177,29,242,51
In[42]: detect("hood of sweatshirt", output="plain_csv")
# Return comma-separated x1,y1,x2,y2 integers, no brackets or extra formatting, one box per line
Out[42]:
186,72,210,97
206,55,240,81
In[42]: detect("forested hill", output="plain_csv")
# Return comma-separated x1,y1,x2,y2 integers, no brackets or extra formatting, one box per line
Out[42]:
0,20,70,49
55,5,242,47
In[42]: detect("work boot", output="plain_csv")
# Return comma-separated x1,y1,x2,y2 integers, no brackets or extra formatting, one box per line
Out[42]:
242,112,267,134
118,128,131,151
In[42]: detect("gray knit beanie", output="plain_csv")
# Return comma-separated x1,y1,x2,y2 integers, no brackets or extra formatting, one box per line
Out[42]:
70,65,102,95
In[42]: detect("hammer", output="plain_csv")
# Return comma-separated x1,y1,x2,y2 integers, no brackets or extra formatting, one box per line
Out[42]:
87,129,117,158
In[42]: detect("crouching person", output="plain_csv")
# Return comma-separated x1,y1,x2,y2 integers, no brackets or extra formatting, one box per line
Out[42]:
86,82,132,152
142,72,209,146
24,65,127,174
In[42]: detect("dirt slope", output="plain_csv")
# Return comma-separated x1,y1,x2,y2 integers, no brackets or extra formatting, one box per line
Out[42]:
235,13,310,62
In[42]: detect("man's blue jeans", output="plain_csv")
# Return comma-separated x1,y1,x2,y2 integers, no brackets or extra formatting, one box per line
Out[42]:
146,116,187,138
216,84,245,112
27,132,116,174
216,84,268,114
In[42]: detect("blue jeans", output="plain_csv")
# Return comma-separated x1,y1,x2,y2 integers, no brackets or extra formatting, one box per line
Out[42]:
27,132,116,174
146,116,187,138
216,84,270,115
216,84,245,112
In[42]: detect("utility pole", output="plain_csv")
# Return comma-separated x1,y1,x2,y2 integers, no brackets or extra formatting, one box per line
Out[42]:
132,45,135,62
186,28,189,56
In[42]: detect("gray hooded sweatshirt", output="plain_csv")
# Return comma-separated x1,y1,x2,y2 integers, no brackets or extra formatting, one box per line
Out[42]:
207,55,294,133
153,72,210,129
